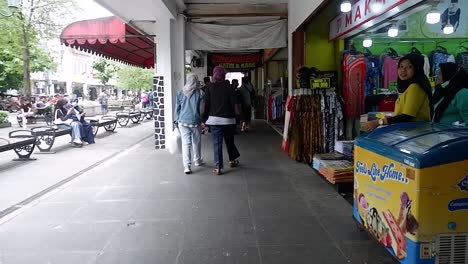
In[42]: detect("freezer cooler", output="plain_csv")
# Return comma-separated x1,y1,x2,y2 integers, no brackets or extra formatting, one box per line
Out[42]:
353,122,468,264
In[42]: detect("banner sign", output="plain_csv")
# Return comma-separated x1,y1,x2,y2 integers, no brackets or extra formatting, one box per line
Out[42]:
312,78,331,89
329,0,408,40
207,52,263,75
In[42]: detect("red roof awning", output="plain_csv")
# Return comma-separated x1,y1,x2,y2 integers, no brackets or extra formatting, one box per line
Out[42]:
60,16,154,68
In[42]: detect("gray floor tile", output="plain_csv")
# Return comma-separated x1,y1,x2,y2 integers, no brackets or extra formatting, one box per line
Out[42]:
107,220,184,250
260,245,348,264
94,186,152,201
1,251,98,264
178,247,260,264
183,218,256,248
250,197,313,217
247,183,298,198
130,200,190,220
95,249,178,264
255,217,330,246
187,198,251,220
72,201,138,222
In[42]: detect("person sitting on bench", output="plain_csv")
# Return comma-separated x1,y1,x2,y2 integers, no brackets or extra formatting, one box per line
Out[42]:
18,98,35,129
54,99,87,147
34,96,51,115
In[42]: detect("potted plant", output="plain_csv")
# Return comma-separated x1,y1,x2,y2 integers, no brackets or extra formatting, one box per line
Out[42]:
0,110,12,128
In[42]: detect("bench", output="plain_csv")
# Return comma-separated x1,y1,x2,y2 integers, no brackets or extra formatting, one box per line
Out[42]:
116,111,141,127
31,126,72,154
87,115,118,136
0,130,36,161
140,108,154,120
17,112,53,127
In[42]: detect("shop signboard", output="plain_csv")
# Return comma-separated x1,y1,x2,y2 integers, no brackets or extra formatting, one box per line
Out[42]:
311,78,331,88
207,52,263,75
329,0,408,40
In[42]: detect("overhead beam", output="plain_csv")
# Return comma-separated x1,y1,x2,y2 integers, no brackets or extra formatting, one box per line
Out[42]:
188,13,287,18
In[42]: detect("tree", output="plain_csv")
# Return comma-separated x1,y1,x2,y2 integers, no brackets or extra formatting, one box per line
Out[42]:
0,15,56,91
92,59,120,86
117,65,153,91
2,0,78,95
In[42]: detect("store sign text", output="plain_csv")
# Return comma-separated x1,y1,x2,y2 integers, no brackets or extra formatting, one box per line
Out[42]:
356,161,409,184
329,0,407,40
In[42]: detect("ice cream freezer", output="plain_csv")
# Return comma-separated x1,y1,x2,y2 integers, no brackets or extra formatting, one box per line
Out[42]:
353,122,468,264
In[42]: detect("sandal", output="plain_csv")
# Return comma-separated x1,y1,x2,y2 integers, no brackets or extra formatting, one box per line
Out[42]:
229,160,239,168
212,169,222,175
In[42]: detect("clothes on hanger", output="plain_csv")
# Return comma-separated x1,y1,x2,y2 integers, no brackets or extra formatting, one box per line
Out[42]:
342,52,367,119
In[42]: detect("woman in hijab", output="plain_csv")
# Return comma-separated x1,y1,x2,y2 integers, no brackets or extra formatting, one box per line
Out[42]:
365,54,432,131
431,62,468,125
202,66,240,175
54,99,85,147
175,73,205,174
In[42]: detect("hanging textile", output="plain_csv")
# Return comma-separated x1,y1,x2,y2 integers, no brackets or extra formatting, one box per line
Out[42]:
342,52,366,119
456,51,468,72
430,48,455,77
381,54,400,89
365,55,380,96
286,91,344,164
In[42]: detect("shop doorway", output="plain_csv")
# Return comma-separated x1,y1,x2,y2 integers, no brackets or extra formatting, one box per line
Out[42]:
226,72,244,87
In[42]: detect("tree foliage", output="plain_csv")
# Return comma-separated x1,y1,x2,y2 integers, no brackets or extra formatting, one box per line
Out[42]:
117,66,153,91
0,0,78,94
92,59,120,86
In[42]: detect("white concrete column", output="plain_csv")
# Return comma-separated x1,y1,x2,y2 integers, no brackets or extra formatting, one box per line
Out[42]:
153,14,185,149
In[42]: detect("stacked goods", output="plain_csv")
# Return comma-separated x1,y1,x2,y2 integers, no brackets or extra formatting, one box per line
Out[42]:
312,153,354,184
334,140,354,160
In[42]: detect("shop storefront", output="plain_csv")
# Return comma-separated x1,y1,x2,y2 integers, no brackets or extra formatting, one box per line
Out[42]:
284,0,468,263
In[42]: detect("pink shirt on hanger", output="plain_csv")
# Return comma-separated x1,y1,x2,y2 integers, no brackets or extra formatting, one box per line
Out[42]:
383,56,399,88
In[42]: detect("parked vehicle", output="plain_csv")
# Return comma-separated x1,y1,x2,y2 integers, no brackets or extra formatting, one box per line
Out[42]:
0,97,21,112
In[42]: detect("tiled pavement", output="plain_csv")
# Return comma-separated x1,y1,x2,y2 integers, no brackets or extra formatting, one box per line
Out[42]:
0,121,397,264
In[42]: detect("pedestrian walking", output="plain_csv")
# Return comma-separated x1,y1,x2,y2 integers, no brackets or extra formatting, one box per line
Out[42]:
98,90,109,115
202,66,240,175
175,73,205,174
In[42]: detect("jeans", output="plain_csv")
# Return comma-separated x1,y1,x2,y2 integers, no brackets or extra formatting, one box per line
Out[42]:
210,125,240,170
58,121,82,143
179,125,202,169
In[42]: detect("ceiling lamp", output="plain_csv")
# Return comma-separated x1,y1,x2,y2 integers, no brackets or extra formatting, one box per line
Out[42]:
443,23,454,34
340,0,352,13
426,7,441,24
388,24,399,37
363,36,373,48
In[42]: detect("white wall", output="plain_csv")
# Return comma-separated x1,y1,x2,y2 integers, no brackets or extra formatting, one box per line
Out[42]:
288,0,325,92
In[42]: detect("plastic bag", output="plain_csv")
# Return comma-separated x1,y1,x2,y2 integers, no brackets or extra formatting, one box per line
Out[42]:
168,127,181,154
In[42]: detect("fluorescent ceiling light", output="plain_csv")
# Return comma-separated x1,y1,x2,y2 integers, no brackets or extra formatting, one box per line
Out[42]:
388,24,399,37
443,23,454,34
363,37,373,48
340,0,352,13
426,8,441,24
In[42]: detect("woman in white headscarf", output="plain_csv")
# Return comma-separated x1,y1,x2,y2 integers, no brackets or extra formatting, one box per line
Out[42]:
174,73,205,174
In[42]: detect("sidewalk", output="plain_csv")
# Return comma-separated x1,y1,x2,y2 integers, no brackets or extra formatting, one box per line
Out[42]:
0,121,397,264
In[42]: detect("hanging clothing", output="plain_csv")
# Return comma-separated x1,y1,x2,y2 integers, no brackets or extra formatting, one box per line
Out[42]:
456,52,468,73
365,56,380,96
382,55,400,88
430,50,455,77
342,52,366,119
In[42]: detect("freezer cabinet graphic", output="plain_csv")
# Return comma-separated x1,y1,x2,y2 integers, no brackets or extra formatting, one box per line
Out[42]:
353,123,468,264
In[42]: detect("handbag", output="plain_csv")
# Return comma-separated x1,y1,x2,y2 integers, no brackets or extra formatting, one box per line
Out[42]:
54,118,73,125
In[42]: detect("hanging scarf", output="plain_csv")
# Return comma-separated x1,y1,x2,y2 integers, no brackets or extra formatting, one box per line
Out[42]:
183,74,200,97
